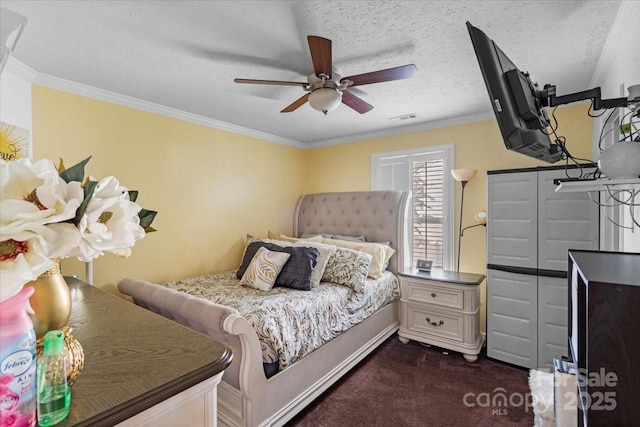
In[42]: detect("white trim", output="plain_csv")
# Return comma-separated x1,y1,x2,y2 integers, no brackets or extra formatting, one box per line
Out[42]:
32,71,305,148
307,111,495,149
588,1,640,89
4,56,36,82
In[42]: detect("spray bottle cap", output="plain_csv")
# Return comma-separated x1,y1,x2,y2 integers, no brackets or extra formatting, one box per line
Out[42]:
43,330,65,355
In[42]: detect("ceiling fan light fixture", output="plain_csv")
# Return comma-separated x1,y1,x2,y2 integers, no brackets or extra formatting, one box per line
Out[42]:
308,87,342,114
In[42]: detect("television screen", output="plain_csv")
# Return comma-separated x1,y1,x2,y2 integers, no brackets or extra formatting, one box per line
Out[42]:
467,22,563,163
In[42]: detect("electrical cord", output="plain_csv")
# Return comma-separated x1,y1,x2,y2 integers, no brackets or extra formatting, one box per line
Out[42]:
597,108,619,151
587,98,609,118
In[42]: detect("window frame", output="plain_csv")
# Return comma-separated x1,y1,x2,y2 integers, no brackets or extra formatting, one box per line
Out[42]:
371,144,455,270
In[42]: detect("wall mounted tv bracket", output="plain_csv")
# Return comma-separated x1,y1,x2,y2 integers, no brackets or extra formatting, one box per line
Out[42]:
537,84,635,156
541,85,631,111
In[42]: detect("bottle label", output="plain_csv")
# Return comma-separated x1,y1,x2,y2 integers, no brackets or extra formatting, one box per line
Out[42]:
0,333,36,427
1,350,33,377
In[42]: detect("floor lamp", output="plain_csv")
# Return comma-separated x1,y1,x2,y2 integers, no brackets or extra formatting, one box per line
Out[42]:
451,168,477,272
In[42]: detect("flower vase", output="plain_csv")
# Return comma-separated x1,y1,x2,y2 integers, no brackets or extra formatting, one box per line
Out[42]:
23,259,71,338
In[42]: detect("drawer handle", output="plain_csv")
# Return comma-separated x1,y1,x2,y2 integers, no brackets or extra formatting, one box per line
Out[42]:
431,293,436,298
425,317,444,327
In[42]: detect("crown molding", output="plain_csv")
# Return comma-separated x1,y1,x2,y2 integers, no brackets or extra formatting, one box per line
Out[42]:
4,57,37,81
589,1,640,89
31,71,305,148
12,59,517,151
30,68,496,150
304,111,496,149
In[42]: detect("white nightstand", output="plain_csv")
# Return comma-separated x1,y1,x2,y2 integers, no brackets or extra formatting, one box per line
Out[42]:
398,268,485,362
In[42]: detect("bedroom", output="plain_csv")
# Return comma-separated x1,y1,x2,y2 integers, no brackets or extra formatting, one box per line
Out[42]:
1,1,638,426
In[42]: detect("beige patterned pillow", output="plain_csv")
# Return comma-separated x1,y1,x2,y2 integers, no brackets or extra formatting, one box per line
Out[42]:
322,247,372,292
239,247,290,292
322,238,393,279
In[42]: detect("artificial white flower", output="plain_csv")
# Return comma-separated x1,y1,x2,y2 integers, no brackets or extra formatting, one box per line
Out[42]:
45,222,83,259
0,156,156,297
68,176,145,262
0,232,54,302
0,159,83,236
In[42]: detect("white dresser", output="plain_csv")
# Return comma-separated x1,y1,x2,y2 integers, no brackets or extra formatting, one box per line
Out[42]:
398,269,484,362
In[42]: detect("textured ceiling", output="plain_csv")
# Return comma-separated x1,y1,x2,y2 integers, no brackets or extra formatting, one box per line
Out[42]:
1,0,622,146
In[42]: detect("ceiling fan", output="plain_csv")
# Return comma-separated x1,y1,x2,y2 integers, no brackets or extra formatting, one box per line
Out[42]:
234,35,416,115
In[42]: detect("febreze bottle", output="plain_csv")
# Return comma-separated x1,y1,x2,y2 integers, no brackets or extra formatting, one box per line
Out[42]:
0,287,37,427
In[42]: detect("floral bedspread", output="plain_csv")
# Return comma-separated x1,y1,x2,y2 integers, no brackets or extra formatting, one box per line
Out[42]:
161,270,399,370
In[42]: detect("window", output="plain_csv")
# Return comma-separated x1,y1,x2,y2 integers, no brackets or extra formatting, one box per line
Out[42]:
372,145,454,270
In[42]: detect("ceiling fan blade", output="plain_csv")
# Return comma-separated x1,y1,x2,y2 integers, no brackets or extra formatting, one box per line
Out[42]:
341,64,416,87
341,90,373,114
281,93,310,113
307,35,332,77
234,78,308,87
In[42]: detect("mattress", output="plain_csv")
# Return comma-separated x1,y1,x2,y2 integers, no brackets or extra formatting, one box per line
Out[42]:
161,270,399,371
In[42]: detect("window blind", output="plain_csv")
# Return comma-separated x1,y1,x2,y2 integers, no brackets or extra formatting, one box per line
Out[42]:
372,146,453,270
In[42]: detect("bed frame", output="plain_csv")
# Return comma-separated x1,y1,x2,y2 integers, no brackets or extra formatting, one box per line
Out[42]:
118,190,411,427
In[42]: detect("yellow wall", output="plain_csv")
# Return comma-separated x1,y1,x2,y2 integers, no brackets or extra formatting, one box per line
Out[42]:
31,86,591,329
32,86,305,293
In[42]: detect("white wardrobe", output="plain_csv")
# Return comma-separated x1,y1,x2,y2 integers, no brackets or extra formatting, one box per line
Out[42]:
486,165,599,369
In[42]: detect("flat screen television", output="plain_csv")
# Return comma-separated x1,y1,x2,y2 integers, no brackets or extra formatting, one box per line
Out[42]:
467,22,563,163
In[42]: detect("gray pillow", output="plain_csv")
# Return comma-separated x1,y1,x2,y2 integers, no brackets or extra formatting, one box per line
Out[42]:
237,241,319,291
301,233,366,242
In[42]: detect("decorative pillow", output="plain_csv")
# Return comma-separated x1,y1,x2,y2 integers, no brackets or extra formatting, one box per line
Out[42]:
239,247,290,292
382,245,395,269
237,241,319,290
267,231,324,243
285,241,336,286
321,238,393,279
236,240,322,291
321,247,372,293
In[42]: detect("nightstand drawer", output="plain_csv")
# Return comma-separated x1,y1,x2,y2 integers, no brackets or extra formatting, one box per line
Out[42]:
406,305,464,342
403,281,464,309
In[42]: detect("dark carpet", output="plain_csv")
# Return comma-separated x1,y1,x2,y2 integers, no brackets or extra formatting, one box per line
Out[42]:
286,335,533,427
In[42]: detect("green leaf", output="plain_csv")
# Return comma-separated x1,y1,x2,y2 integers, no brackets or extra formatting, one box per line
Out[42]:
144,226,157,233
59,156,92,183
128,190,139,202
138,209,157,230
73,180,97,226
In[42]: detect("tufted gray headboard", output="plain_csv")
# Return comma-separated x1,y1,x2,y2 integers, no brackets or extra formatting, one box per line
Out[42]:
293,191,411,274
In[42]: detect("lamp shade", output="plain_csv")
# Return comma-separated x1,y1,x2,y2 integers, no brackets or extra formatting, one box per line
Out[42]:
473,211,487,224
451,168,477,182
308,88,342,113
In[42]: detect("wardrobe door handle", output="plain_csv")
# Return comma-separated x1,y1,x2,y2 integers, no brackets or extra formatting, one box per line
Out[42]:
425,317,444,327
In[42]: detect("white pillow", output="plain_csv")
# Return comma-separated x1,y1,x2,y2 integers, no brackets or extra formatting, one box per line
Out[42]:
239,247,290,292
321,238,393,279
267,230,324,243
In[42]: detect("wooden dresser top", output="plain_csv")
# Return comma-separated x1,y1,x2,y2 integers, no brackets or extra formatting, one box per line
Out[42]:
570,250,640,286
58,278,232,427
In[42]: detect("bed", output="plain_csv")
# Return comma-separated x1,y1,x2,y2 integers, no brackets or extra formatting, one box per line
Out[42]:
117,190,411,427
